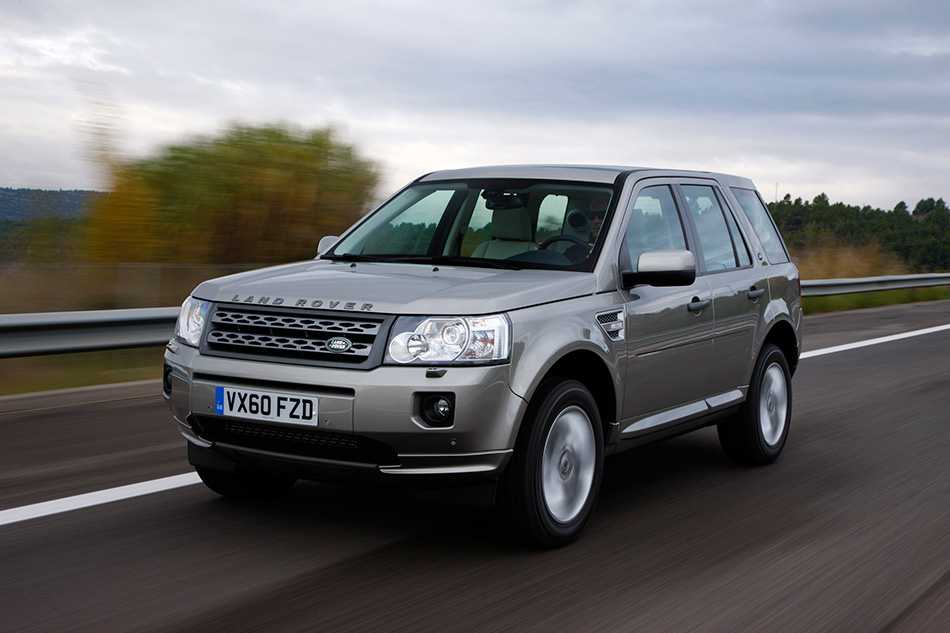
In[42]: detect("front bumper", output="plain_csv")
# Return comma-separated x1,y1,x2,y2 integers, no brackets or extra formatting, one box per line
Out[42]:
164,342,525,484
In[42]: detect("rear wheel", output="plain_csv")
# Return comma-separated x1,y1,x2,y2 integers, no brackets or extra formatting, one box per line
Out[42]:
196,466,297,500
718,343,791,465
495,379,604,547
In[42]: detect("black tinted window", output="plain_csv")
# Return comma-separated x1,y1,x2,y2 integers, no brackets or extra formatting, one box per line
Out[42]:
731,188,790,264
720,198,752,267
681,185,739,271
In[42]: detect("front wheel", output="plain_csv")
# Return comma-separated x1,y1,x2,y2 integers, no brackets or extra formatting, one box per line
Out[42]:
718,343,792,465
495,379,604,547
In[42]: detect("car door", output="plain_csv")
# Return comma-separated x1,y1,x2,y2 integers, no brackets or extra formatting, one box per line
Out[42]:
619,183,714,439
677,183,766,404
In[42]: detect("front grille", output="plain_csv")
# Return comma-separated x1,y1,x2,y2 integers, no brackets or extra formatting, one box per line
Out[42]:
202,305,391,368
194,417,400,466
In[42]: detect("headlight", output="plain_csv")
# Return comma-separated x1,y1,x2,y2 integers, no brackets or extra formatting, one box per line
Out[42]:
386,314,510,365
176,297,210,347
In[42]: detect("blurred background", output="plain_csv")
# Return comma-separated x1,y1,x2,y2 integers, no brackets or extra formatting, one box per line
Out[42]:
1,0,948,393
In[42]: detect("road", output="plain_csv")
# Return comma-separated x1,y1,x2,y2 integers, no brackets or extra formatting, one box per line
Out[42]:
1,301,948,632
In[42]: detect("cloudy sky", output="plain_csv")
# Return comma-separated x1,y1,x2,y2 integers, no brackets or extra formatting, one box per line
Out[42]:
2,0,949,209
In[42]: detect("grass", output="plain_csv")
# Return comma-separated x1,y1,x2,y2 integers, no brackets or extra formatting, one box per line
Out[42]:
802,287,949,314
0,263,250,314
0,348,165,397
793,241,949,313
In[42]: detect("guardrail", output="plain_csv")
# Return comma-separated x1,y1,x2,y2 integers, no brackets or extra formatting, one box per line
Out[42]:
801,273,950,297
0,307,180,359
1,274,948,359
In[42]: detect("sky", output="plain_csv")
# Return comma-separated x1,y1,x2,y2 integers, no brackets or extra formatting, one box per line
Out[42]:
1,0,949,210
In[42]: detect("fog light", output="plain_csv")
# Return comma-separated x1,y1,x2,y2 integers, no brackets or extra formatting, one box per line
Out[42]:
420,393,455,427
162,364,173,396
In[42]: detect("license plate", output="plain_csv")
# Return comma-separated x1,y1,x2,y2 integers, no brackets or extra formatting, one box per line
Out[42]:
214,387,318,426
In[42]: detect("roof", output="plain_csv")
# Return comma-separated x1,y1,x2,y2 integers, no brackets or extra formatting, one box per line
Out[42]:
417,164,756,189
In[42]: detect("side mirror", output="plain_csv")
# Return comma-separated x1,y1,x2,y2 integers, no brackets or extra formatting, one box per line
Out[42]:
317,235,339,256
621,249,696,288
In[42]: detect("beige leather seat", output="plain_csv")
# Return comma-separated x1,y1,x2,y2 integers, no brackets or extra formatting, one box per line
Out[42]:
471,207,535,259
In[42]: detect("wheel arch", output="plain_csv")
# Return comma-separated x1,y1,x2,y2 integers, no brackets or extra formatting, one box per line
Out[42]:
524,349,618,449
762,318,800,376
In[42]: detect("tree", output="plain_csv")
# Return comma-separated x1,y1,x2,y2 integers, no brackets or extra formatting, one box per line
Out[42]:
84,123,379,264
912,197,947,219
769,192,950,272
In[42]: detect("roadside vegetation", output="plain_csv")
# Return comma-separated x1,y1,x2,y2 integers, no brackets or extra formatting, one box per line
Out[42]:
768,194,950,313
0,123,378,314
770,193,950,273
0,348,165,397
792,242,948,313
83,124,378,265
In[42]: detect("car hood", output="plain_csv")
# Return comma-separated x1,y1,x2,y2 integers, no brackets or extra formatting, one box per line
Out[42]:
192,259,597,315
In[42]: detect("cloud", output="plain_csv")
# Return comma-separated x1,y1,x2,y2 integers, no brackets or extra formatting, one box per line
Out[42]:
1,0,949,208
0,26,130,74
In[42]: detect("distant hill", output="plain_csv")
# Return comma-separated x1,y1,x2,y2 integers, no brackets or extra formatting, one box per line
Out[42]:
0,188,103,221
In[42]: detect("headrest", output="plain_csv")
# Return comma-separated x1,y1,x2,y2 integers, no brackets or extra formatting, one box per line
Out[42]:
492,207,532,241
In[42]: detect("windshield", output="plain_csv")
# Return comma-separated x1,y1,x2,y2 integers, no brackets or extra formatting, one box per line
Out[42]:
325,179,616,271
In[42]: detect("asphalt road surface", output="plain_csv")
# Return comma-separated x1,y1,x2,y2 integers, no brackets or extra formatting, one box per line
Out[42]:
1,301,948,632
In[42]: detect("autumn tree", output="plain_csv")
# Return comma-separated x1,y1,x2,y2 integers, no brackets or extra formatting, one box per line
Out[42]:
84,124,378,264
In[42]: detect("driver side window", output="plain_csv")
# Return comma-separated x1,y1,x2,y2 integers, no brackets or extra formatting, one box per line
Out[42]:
627,186,687,270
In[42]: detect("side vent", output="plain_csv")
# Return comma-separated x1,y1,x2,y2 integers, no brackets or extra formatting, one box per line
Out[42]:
596,310,625,341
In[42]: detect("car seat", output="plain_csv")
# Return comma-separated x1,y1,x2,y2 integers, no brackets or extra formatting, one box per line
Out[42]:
471,207,535,259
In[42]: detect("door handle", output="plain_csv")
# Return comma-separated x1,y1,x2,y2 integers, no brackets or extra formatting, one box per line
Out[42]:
687,297,710,313
746,287,766,300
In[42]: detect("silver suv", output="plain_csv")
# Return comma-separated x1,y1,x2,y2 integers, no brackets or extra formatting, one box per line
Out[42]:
164,165,802,547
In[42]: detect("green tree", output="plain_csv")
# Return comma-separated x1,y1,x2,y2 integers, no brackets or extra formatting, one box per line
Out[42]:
912,197,948,219
85,124,378,264
16,218,84,262
770,192,950,272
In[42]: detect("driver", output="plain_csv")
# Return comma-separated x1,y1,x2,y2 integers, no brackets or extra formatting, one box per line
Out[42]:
557,195,610,261
587,195,609,248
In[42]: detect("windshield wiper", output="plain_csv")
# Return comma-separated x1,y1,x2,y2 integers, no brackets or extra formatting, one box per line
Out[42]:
323,253,408,263
324,253,520,270
428,256,521,270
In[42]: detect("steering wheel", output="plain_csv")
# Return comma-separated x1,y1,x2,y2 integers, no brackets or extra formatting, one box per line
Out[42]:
539,235,589,250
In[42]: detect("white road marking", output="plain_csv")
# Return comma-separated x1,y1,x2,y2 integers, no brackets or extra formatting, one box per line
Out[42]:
1,322,947,527
800,323,950,359
0,472,201,527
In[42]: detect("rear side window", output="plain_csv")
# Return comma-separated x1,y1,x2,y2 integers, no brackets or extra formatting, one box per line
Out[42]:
720,199,752,267
731,188,790,264
681,185,744,271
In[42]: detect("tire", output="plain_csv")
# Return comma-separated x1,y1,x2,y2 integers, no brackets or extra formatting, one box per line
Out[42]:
495,379,604,547
196,465,297,500
718,343,792,465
